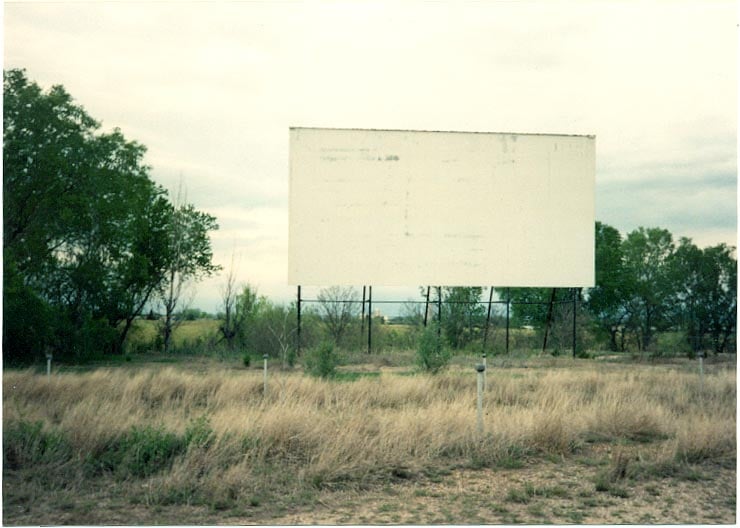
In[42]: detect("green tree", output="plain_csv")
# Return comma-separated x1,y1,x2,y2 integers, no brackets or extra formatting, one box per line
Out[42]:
441,286,484,349
218,262,261,350
416,323,451,373
3,69,219,361
2,262,53,364
3,69,174,361
251,301,298,367
702,244,737,354
156,188,220,353
621,227,675,350
586,222,629,351
497,287,553,328
317,285,359,346
669,239,737,354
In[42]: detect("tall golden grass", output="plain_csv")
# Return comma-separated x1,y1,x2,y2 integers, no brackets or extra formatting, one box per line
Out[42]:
3,361,735,506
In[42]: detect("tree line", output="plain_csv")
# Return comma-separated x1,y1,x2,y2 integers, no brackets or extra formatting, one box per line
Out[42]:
4,69,735,364
585,222,735,355
3,69,220,364
411,223,736,356
219,219,736,360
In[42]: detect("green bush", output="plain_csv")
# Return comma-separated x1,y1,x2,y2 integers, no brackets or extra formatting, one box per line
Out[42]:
242,352,251,368
184,415,215,450
3,420,71,468
303,341,340,378
653,331,692,358
93,425,186,478
284,346,297,368
415,325,451,374
5,418,216,478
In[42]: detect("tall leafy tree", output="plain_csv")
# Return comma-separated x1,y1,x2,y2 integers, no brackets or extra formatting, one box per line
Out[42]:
669,239,737,354
702,244,737,354
586,222,629,350
496,287,553,328
156,190,221,353
441,286,484,349
621,227,675,350
668,238,706,352
3,69,217,361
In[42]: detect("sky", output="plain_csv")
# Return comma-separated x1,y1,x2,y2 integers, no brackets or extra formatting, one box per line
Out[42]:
3,1,737,314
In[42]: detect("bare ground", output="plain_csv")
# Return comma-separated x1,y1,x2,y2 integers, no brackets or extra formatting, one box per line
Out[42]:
4,448,735,525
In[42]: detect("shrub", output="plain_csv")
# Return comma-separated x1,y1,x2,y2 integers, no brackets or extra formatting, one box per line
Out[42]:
123,426,185,477
93,425,186,478
303,341,340,378
415,325,451,374
242,352,251,368
184,415,215,450
3,420,71,468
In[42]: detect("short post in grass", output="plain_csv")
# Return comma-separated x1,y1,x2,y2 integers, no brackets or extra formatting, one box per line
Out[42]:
482,352,487,392
476,363,486,436
263,354,269,396
45,350,52,378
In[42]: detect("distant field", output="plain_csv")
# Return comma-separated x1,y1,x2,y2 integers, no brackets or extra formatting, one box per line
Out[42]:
127,318,221,349
3,354,735,525
125,317,544,354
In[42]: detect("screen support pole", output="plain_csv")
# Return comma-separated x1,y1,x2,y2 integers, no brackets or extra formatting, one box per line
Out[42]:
296,285,302,356
572,288,578,358
423,286,430,328
542,288,557,355
506,288,511,354
361,285,366,336
482,286,494,353
367,286,373,354
437,286,442,339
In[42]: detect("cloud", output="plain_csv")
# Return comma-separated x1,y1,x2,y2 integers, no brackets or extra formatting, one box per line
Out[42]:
597,171,736,244
4,1,736,312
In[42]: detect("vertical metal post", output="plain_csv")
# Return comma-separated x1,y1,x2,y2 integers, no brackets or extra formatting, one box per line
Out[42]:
572,288,578,358
296,285,302,356
367,285,373,354
423,286,430,328
437,286,442,338
482,286,494,353
263,354,268,396
542,288,557,355
46,353,52,378
476,364,485,435
506,288,510,354
361,285,366,336
482,353,487,392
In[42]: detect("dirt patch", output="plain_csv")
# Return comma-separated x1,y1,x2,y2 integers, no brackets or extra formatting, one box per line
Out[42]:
261,460,735,525
5,456,733,525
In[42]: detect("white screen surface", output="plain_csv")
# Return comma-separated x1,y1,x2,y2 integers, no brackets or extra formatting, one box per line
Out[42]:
289,127,594,287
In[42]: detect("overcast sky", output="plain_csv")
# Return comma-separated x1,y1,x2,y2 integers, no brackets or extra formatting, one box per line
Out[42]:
4,1,737,313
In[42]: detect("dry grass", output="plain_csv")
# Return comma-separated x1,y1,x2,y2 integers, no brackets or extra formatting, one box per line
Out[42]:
3,358,736,523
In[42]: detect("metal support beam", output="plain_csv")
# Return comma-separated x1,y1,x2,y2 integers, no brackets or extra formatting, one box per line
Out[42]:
572,288,578,358
296,285,302,356
367,285,373,354
423,286,430,328
361,285,366,336
506,288,510,354
437,286,442,339
482,286,494,353
542,288,557,355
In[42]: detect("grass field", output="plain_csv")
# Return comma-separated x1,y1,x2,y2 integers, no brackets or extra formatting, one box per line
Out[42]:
3,353,736,525
126,318,221,350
